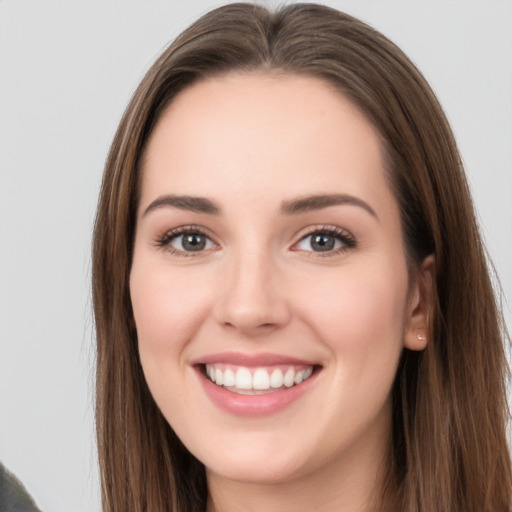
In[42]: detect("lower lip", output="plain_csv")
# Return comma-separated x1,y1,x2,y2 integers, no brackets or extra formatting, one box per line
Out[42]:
196,367,319,417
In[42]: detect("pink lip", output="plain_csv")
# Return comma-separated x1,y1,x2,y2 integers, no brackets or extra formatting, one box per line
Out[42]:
194,362,320,418
192,351,317,367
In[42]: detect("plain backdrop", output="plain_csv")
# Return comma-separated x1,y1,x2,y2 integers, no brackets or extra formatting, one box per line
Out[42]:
0,2,511,511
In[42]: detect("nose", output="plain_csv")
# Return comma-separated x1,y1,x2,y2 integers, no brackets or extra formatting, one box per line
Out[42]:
214,249,291,336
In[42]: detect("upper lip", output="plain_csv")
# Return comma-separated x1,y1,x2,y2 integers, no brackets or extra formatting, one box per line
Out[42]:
191,352,319,367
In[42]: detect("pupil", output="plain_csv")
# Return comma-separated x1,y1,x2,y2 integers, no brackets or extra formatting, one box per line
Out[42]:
312,234,334,251
183,234,206,251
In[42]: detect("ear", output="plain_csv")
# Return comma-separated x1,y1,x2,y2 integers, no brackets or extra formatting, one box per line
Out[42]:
404,254,435,351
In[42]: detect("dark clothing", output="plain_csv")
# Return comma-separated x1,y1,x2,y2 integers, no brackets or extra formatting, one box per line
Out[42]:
0,462,41,512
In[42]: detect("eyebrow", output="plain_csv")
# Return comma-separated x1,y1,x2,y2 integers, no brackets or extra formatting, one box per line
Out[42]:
142,193,377,219
143,195,221,216
280,194,378,219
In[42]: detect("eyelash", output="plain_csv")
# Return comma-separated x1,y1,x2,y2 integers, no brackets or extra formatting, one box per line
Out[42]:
155,224,357,257
292,225,357,257
155,225,218,258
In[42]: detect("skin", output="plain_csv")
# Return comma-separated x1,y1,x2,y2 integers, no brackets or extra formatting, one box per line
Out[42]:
130,73,433,512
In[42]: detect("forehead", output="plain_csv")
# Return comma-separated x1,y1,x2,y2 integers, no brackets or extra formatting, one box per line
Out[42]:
140,72,394,219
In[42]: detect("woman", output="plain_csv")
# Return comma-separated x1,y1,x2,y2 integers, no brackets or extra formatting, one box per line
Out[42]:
92,3,511,511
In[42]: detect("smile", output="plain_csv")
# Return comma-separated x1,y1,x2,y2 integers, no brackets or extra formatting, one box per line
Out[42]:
205,364,314,394
194,354,321,416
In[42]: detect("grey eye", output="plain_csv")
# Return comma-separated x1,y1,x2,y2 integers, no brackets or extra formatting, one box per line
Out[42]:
311,234,335,251
296,233,343,252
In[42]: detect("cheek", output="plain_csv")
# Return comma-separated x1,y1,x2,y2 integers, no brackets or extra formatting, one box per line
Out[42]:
130,264,212,354
129,263,219,416
295,257,409,371
292,259,409,449
129,261,216,419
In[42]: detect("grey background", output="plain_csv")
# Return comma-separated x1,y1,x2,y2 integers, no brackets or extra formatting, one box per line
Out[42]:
1,2,511,511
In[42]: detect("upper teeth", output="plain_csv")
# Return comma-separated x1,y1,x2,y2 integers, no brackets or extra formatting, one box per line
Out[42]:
205,364,314,391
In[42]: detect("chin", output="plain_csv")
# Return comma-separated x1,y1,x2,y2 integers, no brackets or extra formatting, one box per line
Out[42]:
204,452,311,486
188,427,325,486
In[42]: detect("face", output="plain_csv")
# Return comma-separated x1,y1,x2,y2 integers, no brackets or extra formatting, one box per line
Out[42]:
130,73,429,488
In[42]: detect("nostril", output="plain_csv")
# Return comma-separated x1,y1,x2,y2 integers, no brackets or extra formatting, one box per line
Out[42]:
260,323,279,329
221,320,282,334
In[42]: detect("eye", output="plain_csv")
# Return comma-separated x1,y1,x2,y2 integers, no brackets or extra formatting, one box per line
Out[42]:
171,232,214,252
293,227,356,254
157,227,217,256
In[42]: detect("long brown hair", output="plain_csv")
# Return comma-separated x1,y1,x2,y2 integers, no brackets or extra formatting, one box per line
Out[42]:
92,4,511,511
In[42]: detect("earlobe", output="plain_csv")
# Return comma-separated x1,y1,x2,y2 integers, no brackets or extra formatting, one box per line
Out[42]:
404,254,435,351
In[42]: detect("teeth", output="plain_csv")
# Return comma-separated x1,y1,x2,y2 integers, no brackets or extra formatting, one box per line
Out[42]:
235,367,252,390
270,368,283,388
253,369,270,390
284,368,295,387
205,363,315,392
223,368,235,387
